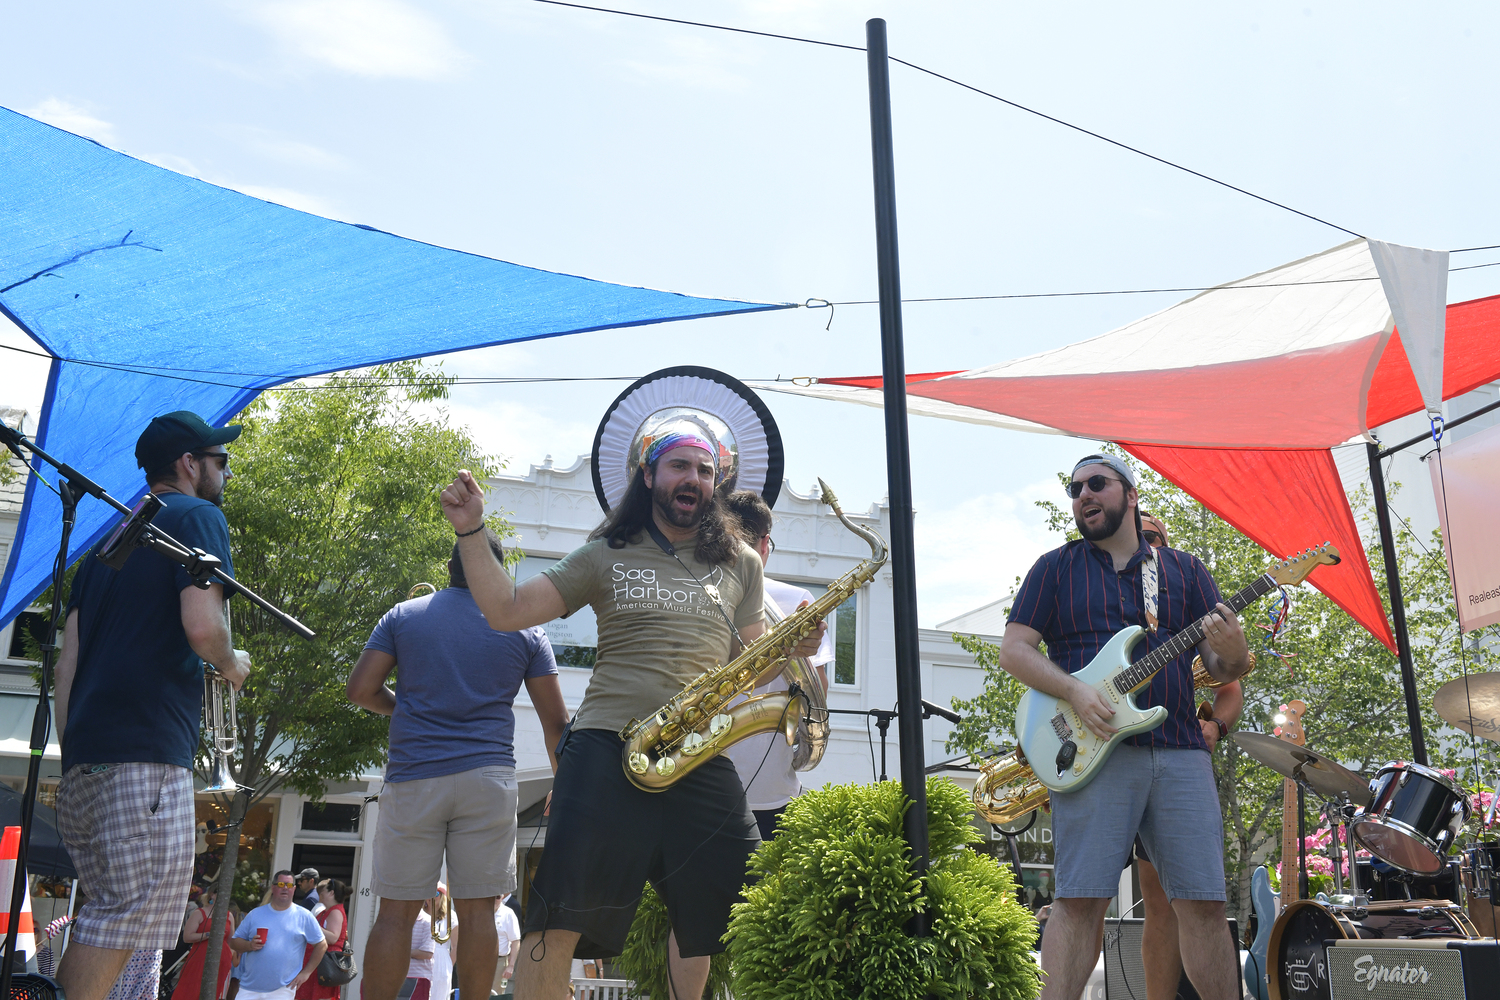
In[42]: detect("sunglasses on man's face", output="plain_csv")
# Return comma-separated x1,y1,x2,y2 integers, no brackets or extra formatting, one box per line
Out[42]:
1142,530,1164,546
273,880,296,888
193,450,231,470
1065,474,1123,499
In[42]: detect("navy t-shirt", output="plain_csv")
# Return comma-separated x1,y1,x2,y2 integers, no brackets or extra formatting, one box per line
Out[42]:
1007,537,1221,749
64,493,234,771
364,586,557,781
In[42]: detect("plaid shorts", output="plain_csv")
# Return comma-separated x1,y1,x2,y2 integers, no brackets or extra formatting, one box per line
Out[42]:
57,762,195,950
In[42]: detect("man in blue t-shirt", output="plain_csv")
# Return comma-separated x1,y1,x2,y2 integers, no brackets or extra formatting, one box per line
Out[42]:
347,528,568,1000
54,411,253,1000
230,869,327,1000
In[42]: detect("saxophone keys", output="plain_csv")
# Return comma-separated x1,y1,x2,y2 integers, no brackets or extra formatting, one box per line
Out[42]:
681,732,706,756
655,757,676,777
659,722,681,744
628,752,651,775
709,713,733,737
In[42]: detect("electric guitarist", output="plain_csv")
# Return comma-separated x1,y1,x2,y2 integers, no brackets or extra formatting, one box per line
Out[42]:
997,454,1251,1000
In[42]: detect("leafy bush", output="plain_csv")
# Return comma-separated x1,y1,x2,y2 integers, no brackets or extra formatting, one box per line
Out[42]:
616,883,733,1000
726,778,1041,1000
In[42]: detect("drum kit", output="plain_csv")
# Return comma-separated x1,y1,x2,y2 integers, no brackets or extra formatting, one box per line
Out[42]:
1232,673,1500,1000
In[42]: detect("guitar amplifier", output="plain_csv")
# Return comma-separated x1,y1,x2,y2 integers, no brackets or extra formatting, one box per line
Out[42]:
1102,917,1238,1000
1326,939,1500,1000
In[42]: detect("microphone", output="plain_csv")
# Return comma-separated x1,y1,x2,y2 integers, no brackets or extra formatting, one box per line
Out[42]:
920,699,963,724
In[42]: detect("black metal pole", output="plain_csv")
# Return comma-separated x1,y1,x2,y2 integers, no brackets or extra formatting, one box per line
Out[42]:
1,480,75,994
1365,442,1428,765
865,17,931,912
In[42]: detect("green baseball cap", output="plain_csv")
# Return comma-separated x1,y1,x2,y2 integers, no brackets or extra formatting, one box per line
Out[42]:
135,411,242,474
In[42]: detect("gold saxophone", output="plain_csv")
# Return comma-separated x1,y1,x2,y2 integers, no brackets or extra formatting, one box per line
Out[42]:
620,479,888,791
973,651,1256,824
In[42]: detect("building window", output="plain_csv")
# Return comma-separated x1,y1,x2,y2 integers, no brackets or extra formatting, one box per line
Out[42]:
512,556,598,668
301,801,361,834
832,592,859,686
6,611,47,662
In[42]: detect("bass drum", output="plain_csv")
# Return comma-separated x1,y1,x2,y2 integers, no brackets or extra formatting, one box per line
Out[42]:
1267,899,1476,1000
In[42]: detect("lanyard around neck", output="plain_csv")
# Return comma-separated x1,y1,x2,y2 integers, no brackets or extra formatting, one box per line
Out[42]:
643,521,744,648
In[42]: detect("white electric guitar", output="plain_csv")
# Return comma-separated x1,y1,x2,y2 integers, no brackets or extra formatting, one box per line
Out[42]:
1014,544,1339,794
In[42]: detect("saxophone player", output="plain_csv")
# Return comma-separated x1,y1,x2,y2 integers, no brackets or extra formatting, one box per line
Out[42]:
440,372,825,1000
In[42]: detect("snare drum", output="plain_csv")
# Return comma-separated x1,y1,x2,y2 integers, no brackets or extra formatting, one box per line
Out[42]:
1267,899,1475,1000
1352,761,1469,874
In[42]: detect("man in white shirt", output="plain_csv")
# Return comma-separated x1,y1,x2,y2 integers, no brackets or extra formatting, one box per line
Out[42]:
722,491,834,840
492,895,521,995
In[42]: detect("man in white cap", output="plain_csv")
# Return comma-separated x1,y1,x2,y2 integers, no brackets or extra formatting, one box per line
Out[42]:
439,416,824,1000
997,453,1251,1000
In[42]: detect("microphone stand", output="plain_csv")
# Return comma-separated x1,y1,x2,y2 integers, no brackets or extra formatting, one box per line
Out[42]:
826,700,964,783
0,418,313,997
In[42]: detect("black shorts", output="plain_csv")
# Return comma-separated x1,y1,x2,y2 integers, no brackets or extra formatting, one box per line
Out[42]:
522,727,760,958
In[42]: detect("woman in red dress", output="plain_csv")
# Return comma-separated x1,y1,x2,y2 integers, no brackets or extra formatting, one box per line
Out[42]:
171,886,236,1000
296,879,351,1000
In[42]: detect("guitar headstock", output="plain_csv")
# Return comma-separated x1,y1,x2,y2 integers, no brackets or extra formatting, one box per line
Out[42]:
1274,700,1307,748
1268,543,1340,587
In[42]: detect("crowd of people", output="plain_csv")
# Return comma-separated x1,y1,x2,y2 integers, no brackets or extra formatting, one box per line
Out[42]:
44,379,1255,1000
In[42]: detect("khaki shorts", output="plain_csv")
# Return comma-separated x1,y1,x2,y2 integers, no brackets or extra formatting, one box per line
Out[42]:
372,764,518,900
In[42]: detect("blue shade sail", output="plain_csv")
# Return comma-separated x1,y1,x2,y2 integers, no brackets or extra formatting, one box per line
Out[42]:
0,107,790,628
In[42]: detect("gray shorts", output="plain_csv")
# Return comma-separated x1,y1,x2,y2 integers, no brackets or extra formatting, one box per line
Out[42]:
56,762,195,950
372,764,519,900
1049,743,1225,901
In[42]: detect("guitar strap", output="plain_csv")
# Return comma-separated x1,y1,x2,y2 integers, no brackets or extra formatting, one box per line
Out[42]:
1141,548,1159,634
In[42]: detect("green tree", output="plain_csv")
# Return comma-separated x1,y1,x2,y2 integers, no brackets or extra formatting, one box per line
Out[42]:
198,362,508,997
944,453,1499,931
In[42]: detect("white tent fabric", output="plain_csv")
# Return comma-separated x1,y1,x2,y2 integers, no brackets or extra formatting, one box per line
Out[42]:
1369,239,1449,416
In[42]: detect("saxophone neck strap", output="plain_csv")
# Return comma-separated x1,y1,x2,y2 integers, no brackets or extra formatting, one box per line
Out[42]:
643,520,744,648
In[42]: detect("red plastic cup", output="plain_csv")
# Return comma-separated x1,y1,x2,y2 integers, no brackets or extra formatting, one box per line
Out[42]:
256,928,269,946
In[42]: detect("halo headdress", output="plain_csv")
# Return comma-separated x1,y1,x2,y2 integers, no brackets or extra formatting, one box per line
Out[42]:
591,366,784,513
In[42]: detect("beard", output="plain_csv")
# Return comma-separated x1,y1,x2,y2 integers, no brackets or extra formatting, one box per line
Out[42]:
1075,495,1128,541
651,478,706,530
195,466,224,507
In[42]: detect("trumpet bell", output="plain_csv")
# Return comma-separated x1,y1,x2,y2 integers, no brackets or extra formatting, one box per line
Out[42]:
203,751,239,794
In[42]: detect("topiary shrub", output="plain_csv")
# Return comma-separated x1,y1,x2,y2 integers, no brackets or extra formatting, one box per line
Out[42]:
725,777,1041,1000
616,882,733,1000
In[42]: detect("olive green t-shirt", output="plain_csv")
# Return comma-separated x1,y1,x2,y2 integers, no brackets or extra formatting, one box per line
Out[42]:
543,534,765,732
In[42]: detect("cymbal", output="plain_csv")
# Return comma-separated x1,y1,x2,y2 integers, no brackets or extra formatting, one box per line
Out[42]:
1231,731,1372,806
1434,673,1500,742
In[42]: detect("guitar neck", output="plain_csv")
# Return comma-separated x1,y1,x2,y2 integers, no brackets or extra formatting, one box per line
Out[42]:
1113,572,1274,694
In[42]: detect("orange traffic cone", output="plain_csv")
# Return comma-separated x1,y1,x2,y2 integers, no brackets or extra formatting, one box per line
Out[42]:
0,826,36,962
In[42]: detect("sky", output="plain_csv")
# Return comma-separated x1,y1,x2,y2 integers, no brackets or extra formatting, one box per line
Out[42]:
1,1,1498,626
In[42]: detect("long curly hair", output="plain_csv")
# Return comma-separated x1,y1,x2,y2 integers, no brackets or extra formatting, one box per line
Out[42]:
590,466,743,566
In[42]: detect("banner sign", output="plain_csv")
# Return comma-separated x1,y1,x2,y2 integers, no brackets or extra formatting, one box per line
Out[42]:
1430,420,1500,632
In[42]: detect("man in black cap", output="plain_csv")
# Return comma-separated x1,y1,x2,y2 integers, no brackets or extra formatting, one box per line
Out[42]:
54,410,252,1000
294,868,321,912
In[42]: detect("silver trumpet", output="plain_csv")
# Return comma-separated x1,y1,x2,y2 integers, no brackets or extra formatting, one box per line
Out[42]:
203,666,241,793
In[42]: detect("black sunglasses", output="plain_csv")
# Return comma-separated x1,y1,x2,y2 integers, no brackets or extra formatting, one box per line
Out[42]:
193,450,231,470
1142,530,1164,546
1065,474,1123,499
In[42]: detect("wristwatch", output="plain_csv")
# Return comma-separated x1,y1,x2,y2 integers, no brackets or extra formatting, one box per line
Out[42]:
1211,717,1229,739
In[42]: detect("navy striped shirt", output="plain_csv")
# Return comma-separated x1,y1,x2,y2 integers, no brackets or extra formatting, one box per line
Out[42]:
1008,536,1221,749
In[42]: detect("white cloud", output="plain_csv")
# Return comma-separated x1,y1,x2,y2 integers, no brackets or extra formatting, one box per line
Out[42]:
244,0,468,80
21,98,116,144
915,479,1063,628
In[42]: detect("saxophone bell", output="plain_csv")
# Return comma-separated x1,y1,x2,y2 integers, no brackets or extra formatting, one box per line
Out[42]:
972,747,1050,826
